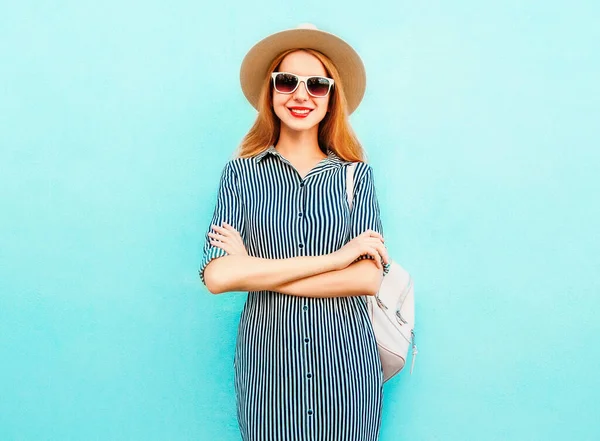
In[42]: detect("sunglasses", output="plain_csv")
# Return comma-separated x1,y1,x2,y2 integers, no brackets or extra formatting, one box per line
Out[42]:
271,72,335,98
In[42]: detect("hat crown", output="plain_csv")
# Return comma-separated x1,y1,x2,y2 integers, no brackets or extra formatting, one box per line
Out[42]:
296,23,318,30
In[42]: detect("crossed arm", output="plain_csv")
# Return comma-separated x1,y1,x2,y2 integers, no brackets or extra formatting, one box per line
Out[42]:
202,222,388,298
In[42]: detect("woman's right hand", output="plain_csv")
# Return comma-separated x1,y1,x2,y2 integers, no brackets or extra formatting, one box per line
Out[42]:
332,230,389,270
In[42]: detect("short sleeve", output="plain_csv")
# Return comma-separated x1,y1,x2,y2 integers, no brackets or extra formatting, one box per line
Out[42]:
348,163,391,276
198,161,245,286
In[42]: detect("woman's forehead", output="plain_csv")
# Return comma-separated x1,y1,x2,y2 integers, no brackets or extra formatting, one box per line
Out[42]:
278,50,328,76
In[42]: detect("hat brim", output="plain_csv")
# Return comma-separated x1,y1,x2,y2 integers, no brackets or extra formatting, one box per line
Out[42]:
240,28,366,115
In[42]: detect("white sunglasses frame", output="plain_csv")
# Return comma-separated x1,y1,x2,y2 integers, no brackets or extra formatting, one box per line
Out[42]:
271,72,335,98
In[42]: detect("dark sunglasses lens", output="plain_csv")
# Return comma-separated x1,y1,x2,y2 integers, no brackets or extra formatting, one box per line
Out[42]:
274,73,298,93
307,77,331,96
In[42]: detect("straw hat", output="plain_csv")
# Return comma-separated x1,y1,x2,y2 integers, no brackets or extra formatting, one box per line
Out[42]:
239,23,366,115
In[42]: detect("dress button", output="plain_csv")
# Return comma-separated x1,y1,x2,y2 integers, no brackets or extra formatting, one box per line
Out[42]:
307,409,313,415
300,182,305,187
298,212,303,217
303,305,308,311
299,244,304,249
307,373,312,378
304,338,309,343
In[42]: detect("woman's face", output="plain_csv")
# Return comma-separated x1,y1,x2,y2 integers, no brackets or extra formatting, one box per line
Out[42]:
272,50,330,134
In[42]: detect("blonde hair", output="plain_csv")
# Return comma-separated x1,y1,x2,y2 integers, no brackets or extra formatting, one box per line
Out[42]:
234,49,366,162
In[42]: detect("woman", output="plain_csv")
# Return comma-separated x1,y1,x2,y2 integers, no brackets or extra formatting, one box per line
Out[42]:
199,24,390,441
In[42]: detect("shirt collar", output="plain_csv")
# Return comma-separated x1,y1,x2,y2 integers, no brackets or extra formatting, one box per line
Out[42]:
253,145,279,163
253,145,352,166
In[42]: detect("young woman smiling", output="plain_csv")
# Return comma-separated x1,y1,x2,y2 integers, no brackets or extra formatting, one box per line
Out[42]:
199,24,390,441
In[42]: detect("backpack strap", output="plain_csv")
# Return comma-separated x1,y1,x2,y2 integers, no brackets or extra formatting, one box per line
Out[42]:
346,162,358,209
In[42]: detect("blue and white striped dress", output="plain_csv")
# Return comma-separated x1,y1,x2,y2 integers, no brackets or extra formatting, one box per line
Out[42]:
200,145,390,441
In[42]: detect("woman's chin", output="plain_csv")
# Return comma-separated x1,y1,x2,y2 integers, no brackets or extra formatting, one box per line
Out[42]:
280,116,322,133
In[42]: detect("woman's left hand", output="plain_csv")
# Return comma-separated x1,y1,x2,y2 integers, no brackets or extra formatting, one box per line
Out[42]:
208,222,248,256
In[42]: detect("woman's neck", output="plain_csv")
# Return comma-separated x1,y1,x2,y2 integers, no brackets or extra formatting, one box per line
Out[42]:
275,125,326,161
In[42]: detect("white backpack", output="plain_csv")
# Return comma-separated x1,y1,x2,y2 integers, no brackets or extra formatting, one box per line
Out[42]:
346,163,418,382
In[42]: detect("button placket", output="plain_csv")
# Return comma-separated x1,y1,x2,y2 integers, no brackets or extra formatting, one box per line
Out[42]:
298,177,314,418
301,300,315,419
298,179,306,254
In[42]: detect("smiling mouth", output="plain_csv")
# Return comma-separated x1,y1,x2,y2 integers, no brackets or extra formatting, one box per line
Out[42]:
288,108,313,118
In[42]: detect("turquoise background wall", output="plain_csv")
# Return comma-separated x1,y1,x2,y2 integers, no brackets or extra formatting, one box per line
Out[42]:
1,1,598,440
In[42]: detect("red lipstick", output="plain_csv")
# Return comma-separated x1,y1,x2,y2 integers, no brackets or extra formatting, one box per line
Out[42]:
288,107,313,118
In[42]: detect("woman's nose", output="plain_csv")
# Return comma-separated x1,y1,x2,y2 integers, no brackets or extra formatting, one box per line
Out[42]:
292,81,309,100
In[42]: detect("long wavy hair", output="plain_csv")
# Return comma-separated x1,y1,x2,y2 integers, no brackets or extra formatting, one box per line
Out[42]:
234,48,366,162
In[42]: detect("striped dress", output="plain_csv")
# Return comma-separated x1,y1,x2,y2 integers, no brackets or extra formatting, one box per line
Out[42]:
200,145,390,441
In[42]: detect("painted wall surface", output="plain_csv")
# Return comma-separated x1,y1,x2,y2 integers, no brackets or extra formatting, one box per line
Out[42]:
1,1,598,440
